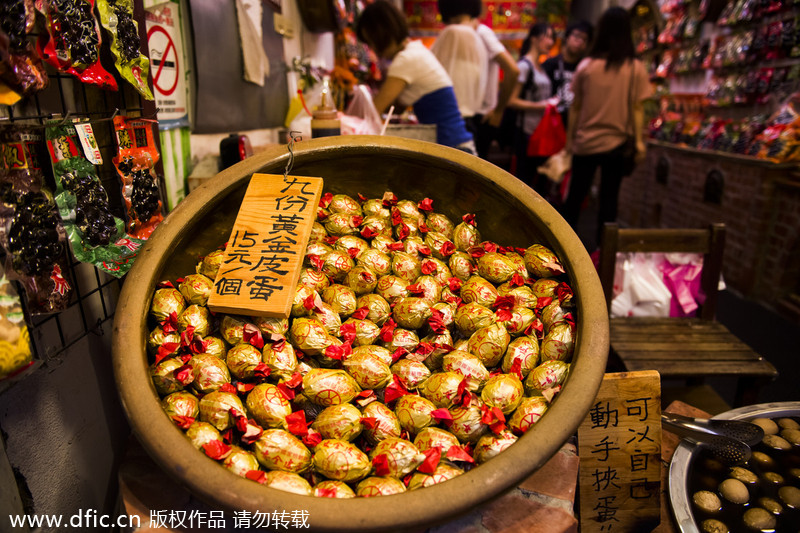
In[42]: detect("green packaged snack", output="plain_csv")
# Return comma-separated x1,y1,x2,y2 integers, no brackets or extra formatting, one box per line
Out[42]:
96,0,154,99
45,122,143,277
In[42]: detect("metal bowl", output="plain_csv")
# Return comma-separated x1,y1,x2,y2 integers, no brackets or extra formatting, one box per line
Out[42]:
669,401,800,533
112,136,609,532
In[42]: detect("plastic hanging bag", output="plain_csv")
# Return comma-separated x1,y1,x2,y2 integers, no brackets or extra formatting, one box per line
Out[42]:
96,0,154,99
36,0,118,90
112,116,164,239
0,125,73,314
527,104,566,157
341,85,382,135
0,0,49,100
45,121,143,278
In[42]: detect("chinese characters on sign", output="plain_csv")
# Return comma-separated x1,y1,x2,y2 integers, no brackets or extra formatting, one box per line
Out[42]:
207,173,323,318
578,371,662,533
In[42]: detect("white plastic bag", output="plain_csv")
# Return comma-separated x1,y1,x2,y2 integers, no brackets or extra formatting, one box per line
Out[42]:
610,253,672,318
341,85,382,135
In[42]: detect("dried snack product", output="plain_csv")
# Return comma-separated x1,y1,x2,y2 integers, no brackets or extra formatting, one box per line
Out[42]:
36,0,118,89
0,126,73,313
112,117,163,239
45,122,143,277
96,0,153,99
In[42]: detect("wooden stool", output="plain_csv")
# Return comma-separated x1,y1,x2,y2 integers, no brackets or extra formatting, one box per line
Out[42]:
598,223,778,406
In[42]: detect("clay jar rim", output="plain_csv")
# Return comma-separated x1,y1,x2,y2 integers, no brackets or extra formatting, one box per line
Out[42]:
112,135,609,532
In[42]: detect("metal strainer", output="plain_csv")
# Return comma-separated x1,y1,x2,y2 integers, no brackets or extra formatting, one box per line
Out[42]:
661,412,764,466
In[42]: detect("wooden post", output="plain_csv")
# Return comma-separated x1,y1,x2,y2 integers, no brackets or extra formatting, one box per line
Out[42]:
578,371,662,533
206,173,323,318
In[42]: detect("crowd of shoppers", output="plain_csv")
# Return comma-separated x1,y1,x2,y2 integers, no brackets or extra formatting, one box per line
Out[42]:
355,2,647,252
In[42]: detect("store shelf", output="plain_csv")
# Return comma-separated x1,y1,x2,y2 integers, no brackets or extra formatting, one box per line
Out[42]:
647,139,800,170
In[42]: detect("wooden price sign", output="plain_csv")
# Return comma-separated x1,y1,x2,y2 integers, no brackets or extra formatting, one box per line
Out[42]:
578,371,662,533
207,173,323,318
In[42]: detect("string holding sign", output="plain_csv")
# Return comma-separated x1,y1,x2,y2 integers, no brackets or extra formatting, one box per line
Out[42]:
284,130,302,181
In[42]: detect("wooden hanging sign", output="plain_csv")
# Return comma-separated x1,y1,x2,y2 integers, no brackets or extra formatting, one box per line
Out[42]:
577,371,662,533
207,173,323,318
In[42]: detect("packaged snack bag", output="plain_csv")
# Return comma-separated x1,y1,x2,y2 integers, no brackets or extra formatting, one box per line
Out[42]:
0,126,73,314
112,116,163,239
45,121,143,277
96,0,153,99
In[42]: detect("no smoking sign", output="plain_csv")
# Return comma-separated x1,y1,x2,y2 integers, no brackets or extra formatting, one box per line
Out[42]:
148,25,179,96
145,11,187,123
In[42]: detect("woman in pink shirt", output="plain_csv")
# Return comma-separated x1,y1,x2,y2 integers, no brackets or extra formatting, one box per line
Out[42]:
562,7,652,249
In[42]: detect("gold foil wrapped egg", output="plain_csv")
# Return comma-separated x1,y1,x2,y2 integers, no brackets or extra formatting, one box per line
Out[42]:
222,446,260,478
502,336,540,377
394,394,438,435
508,396,549,434
198,390,245,431
393,297,433,330
454,302,496,337
391,359,432,390
150,287,185,321
473,429,518,464
467,323,511,367
190,354,231,394
262,471,313,495
418,371,464,408
302,368,361,407
196,249,224,279
356,477,407,497
178,273,214,306
314,480,356,498
362,401,403,444
524,244,566,278
312,439,371,482
253,429,312,473
460,275,499,308
355,293,392,326
476,252,517,284
442,350,489,392
246,383,292,429
369,437,425,477
312,403,364,441
481,374,524,415
225,343,262,380
343,351,393,390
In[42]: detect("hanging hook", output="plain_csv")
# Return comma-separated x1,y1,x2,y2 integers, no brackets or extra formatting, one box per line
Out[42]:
284,130,302,180
57,111,73,126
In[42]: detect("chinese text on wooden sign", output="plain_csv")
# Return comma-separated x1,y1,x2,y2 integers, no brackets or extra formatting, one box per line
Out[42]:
207,173,323,318
578,371,662,532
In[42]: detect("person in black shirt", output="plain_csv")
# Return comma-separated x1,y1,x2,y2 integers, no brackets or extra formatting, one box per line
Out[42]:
542,20,593,125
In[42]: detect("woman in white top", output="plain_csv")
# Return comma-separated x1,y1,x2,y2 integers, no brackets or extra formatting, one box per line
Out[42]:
506,23,557,194
355,1,475,153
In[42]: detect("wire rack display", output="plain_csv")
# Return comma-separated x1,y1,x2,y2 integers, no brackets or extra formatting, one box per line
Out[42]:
2,60,161,366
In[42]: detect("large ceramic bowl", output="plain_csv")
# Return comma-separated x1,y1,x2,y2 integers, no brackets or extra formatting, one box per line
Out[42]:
112,136,609,532
669,401,800,533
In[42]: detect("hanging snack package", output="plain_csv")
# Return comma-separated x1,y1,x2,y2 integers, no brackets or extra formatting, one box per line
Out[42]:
96,0,154,100
45,121,144,277
0,126,73,314
112,116,163,239
0,261,35,382
0,0,49,103
36,0,118,90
